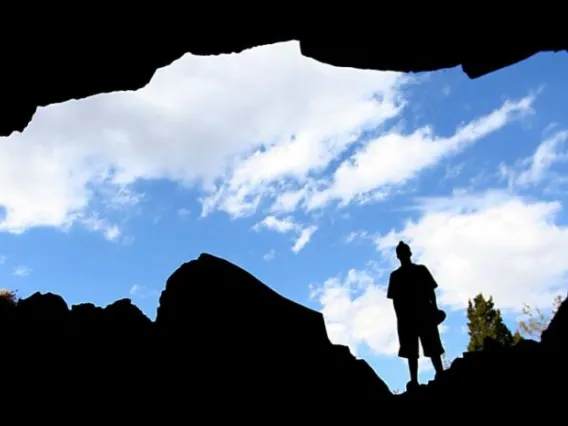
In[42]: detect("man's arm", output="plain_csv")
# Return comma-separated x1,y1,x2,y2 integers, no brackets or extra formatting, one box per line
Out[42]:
387,272,403,317
421,265,439,308
386,272,396,300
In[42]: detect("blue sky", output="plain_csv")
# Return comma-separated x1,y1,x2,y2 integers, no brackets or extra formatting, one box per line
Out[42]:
1,42,567,392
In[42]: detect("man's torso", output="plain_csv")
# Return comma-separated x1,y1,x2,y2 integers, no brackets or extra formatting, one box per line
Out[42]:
390,264,432,321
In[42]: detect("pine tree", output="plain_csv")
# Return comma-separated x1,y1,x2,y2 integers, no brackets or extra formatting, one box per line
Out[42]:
466,293,515,352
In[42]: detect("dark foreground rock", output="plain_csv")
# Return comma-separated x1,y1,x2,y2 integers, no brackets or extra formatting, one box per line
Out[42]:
0,253,390,420
1,253,566,421
394,295,567,422
394,339,565,421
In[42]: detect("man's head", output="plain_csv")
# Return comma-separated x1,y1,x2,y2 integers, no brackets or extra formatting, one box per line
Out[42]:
395,241,412,264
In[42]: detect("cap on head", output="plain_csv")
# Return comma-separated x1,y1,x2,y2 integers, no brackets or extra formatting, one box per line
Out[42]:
395,241,411,259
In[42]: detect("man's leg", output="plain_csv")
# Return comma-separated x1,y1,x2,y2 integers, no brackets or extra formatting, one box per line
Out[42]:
430,354,444,376
421,325,446,378
408,357,419,384
398,322,420,388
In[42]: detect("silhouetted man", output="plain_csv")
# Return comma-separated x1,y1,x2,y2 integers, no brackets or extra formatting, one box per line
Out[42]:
387,241,445,390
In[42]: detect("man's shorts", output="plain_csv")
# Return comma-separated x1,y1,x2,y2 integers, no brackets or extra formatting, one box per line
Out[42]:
397,319,445,359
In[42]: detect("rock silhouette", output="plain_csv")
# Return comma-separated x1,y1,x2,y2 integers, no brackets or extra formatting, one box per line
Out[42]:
0,253,390,420
1,22,566,136
1,253,566,420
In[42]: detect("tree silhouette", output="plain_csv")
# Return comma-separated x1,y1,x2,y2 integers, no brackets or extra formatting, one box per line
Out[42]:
516,294,563,340
466,293,514,352
0,288,17,305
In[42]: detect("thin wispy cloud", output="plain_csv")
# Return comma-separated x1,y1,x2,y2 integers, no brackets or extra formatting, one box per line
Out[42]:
13,266,31,277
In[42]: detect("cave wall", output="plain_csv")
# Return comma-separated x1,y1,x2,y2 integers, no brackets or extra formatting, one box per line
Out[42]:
1,22,565,137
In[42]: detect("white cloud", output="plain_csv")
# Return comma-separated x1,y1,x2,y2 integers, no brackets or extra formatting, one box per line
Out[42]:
341,132,568,321
13,266,31,277
99,185,144,210
310,265,450,359
500,130,568,189
309,267,399,357
291,225,317,253
80,215,121,241
375,189,568,312
0,39,540,240
345,230,372,244
263,249,276,261
253,216,298,233
0,41,409,236
444,162,465,180
0,255,5,265
289,94,536,212
129,284,157,299
177,208,191,218
253,215,317,253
